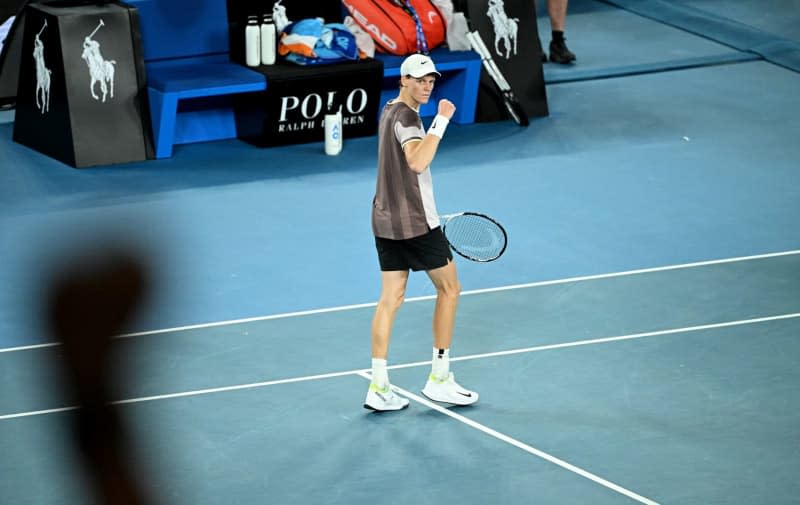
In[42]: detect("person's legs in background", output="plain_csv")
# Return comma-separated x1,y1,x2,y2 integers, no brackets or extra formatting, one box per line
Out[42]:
537,0,577,64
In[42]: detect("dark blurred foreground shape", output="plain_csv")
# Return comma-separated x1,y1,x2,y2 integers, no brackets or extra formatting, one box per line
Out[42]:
45,248,157,505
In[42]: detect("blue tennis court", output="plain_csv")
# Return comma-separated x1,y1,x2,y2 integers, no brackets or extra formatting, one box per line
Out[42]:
2,0,799,503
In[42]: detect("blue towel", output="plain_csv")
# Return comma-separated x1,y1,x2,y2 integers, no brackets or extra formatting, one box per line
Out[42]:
280,19,360,65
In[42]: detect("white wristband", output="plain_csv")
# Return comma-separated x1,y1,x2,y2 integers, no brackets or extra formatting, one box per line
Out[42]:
427,114,450,139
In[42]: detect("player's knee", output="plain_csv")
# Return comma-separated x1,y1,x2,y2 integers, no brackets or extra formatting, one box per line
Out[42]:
437,280,461,299
380,289,405,310
391,291,406,308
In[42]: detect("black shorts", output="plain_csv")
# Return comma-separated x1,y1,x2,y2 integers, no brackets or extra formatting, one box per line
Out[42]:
375,227,453,272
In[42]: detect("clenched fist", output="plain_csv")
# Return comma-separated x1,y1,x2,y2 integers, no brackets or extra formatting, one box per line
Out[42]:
438,99,456,120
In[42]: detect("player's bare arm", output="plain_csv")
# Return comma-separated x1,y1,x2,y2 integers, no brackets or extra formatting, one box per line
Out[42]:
404,99,456,173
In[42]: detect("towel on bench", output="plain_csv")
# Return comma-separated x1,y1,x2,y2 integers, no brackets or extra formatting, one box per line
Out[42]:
279,18,361,65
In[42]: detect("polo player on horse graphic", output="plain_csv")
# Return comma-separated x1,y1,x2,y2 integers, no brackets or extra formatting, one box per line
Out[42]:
81,20,116,102
487,0,519,60
33,21,51,113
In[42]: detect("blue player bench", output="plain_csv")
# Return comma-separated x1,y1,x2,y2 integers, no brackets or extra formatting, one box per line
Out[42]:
128,0,480,158
127,0,267,159
145,54,266,159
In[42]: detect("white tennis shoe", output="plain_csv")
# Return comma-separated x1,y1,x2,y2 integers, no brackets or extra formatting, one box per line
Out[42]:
422,372,479,406
364,383,410,411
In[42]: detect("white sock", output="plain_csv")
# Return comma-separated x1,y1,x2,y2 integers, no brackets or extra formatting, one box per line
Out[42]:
371,358,389,388
431,348,450,380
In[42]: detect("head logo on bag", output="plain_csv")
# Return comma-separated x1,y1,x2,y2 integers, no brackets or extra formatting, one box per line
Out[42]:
345,3,400,52
341,0,445,56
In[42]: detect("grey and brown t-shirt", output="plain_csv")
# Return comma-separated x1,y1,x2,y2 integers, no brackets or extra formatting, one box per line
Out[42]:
372,100,440,240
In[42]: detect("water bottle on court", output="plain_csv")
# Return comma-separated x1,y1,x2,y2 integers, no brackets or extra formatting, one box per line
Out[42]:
245,16,260,67
260,14,276,65
324,105,343,156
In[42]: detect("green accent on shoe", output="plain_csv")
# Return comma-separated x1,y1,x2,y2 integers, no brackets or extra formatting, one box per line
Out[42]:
370,382,390,393
428,373,448,384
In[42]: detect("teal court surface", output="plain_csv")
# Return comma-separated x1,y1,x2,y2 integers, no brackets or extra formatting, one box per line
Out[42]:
2,252,800,504
2,0,799,503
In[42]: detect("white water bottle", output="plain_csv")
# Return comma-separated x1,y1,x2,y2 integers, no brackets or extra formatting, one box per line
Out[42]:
245,15,260,67
260,14,276,65
324,107,343,155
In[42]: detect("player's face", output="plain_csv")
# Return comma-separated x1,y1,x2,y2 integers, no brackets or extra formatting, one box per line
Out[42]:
403,75,436,105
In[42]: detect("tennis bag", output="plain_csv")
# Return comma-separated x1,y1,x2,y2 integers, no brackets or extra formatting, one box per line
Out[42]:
341,0,446,55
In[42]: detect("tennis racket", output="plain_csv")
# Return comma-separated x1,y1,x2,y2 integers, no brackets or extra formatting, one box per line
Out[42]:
440,212,507,262
464,27,529,127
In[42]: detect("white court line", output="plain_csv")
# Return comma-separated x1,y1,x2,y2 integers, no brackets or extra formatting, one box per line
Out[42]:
2,249,799,354
357,371,660,505
387,312,800,370
0,368,368,421
2,311,798,421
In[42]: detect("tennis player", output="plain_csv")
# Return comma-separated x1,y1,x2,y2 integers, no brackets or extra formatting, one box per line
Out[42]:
364,54,479,411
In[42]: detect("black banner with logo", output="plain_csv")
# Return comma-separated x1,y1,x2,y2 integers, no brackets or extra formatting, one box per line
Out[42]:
12,1,152,167
234,59,383,147
458,0,548,121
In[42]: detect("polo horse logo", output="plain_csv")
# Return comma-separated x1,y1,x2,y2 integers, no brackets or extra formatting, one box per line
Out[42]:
486,0,518,59
33,20,51,113
81,20,116,102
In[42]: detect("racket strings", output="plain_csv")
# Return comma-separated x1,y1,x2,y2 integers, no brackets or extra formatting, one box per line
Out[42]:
443,214,506,261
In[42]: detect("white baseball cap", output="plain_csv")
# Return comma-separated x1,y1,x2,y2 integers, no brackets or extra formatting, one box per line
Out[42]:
400,53,441,78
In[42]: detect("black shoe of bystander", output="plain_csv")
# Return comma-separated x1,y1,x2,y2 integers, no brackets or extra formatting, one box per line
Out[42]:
549,38,576,64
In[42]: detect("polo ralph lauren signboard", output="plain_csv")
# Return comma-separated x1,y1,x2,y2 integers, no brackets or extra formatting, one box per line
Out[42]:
234,59,383,147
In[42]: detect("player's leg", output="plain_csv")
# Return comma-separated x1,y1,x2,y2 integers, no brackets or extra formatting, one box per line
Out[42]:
422,260,478,405
365,269,410,411
426,259,460,352
371,269,409,361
